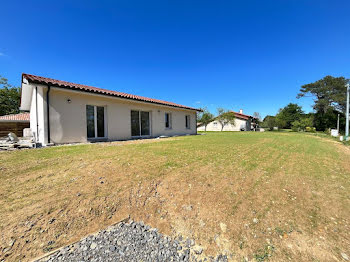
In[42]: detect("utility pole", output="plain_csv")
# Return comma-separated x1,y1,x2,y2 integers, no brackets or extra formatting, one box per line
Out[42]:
337,113,340,133
346,83,350,140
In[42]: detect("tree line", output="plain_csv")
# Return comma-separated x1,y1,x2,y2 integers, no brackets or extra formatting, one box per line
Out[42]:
0,75,21,116
261,75,348,132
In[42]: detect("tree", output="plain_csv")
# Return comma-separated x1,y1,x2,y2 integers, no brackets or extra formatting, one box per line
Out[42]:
275,103,303,129
253,112,262,127
0,75,21,116
313,108,345,131
300,116,314,128
291,116,314,132
261,115,276,131
275,115,287,129
297,75,348,113
253,112,262,122
297,75,349,131
197,108,214,131
216,108,236,131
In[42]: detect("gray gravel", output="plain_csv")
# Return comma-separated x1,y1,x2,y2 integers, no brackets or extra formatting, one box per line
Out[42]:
39,221,227,262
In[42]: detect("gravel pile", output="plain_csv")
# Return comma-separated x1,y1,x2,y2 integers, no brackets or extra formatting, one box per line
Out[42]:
39,220,228,262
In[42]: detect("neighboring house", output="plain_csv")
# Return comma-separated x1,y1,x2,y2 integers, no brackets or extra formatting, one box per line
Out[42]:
197,110,257,132
19,73,200,145
0,112,30,137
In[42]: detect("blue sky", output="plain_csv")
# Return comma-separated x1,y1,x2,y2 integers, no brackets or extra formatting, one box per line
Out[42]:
1,0,350,117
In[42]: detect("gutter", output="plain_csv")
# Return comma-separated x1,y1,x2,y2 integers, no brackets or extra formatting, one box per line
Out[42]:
46,86,51,144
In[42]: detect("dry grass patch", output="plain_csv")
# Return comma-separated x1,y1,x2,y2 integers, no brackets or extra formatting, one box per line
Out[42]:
0,132,349,261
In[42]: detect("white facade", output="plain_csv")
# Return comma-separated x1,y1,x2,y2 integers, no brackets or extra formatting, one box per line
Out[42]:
197,117,252,132
21,82,197,145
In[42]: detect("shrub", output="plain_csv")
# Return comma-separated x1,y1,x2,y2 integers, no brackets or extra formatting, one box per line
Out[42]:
292,118,315,132
291,120,301,132
291,126,299,132
305,127,316,133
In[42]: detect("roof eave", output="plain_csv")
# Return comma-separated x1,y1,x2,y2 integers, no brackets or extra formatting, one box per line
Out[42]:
25,77,201,112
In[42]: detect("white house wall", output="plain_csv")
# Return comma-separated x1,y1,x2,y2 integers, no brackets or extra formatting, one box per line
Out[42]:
29,87,37,140
29,84,48,144
197,118,251,132
42,87,197,144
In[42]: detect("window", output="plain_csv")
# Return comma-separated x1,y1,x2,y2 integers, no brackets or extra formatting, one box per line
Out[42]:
97,106,105,137
213,122,218,127
86,105,106,138
131,110,150,136
165,113,172,129
185,115,191,129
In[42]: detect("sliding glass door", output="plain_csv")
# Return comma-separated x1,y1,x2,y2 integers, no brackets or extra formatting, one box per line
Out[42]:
86,105,106,139
131,110,150,137
86,105,95,138
96,106,105,137
131,110,140,137
141,111,150,136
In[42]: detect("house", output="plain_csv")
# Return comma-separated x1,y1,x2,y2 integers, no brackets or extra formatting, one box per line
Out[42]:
19,74,200,145
197,110,257,132
0,112,30,137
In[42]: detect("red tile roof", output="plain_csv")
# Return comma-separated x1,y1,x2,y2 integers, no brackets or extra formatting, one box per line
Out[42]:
22,73,201,111
0,112,30,121
231,111,255,120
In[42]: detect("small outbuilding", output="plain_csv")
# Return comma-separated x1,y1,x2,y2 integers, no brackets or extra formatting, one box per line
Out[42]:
0,113,30,137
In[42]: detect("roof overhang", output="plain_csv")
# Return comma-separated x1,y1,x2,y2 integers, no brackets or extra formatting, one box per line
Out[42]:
22,73,202,112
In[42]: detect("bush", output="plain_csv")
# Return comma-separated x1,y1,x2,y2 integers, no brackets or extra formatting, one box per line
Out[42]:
305,127,316,132
291,120,301,132
292,118,315,132
262,116,276,131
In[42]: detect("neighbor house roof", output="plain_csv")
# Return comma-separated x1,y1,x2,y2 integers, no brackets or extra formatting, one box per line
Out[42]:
0,112,30,122
22,73,201,111
231,111,255,120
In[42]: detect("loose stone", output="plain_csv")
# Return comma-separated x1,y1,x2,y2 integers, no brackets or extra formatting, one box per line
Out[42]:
39,221,227,262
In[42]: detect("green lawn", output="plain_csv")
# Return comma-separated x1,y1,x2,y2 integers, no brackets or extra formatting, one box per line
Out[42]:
0,132,349,261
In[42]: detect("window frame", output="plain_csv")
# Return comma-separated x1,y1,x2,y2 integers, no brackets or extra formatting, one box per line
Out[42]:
131,110,152,137
165,112,172,129
86,105,107,140
185,115,191,129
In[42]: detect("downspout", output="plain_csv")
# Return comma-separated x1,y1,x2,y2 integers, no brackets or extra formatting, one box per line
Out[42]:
46,86,51,144
196,112,198,135
35,86,39,142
